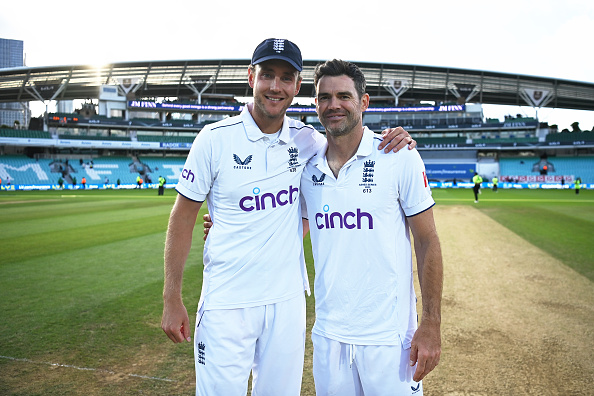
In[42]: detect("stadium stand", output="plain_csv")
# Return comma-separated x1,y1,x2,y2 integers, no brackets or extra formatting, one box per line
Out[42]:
499,156,594,182
0,128,52,139
417,137,467,146
73,156,138,185
546,131,594,143
0,155,55,185
58,134,132,142
138,155,185,182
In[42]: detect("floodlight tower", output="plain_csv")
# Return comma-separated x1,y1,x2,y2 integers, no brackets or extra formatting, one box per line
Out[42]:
382,79,409,106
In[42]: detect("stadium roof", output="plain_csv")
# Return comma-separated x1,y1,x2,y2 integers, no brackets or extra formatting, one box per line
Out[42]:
1,59,593,111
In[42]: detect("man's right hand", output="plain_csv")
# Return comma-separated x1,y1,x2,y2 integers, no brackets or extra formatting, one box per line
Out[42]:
161,299,192,343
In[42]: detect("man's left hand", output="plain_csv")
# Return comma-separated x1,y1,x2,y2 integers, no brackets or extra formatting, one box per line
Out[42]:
378,126,416,153
409,318,441,382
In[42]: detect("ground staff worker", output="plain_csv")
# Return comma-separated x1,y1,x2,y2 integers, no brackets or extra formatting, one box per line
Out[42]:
575,178,582,194
473,172,483,203
158,176,166,195
161,38,415,396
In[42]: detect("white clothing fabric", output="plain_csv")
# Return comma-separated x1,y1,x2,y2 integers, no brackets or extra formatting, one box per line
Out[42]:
176,105,325,313
300,127,434,348
194,295,306,396
312,333,423,396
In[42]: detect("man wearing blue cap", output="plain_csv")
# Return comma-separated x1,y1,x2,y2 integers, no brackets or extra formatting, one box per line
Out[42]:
161,38,414,396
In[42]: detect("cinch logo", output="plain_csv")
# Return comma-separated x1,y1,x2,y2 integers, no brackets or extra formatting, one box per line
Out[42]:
315,205,373,230
239,185,299,212
181,168,195,183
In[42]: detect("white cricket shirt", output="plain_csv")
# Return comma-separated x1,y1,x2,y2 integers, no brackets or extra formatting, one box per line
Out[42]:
176,105,325,312
300,127,435,347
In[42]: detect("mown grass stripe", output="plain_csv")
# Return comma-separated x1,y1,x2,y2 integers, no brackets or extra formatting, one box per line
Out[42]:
0,214,171,265
0,203,173,239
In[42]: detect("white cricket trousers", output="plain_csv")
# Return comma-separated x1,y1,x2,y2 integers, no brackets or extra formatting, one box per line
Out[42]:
194,294,306,396
312,333,423,396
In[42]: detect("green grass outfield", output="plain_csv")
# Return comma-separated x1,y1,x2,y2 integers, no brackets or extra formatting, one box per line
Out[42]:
0,187,592,394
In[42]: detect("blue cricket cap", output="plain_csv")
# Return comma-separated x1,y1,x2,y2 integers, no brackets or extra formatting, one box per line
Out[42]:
251,38,303,72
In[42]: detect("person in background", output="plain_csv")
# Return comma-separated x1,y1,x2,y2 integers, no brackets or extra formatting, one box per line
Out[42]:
492,176,498,192
472,172,483,203
575,177,582,194
158,175,166,196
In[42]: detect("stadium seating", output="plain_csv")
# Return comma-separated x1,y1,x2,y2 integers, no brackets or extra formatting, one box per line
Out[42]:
2,151,592,186
73,156,137,185
546,131,594,142
417,137,466,146
0,155,181,186
58,134,132,142
0,156,55,185
499,156,594,182
137,155,185,182
0,128,52,139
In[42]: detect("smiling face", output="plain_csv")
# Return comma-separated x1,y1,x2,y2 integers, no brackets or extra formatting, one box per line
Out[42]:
315,74,369,138
248,60,302,133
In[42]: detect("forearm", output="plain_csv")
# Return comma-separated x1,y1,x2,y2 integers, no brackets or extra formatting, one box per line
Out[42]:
163,226,192,301
163,199,200,302
408,209,443,381
415,233,443,324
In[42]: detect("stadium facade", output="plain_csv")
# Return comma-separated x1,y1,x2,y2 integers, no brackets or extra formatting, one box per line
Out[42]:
0,58,593,190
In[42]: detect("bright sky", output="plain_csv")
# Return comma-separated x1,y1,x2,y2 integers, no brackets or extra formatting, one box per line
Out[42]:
1,0,593,130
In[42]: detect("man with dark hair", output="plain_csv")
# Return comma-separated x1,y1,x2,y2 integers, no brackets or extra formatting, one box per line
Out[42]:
300,59,443,395
161,41,415,396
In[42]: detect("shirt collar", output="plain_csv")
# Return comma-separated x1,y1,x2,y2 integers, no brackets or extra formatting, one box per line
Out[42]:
311,127,375,164
355,127,376,158
241,103,291,143
309,126,375,172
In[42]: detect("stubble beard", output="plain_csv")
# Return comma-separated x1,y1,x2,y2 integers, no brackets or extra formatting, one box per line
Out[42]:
253,94,289,123
322,111,361,138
